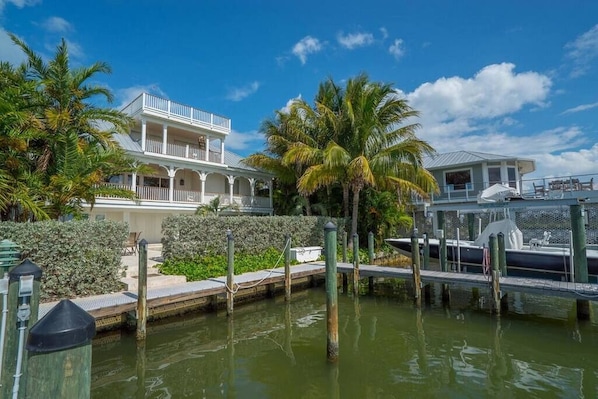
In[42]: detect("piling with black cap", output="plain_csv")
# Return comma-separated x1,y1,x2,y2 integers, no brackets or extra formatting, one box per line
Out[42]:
324,222,339,362
24,299,96,399
0,259,42,399
284,234,291,301
137,239,148,341
226,229,235,316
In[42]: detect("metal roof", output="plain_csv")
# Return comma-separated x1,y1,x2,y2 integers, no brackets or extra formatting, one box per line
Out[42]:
423,151,535,171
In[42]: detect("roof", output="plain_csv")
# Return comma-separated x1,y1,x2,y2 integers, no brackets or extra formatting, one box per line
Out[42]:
111,133,260,173
423,151,535,173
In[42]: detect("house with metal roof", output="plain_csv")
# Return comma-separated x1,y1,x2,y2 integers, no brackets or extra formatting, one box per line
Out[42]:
85,93,273,242
421,150,536,204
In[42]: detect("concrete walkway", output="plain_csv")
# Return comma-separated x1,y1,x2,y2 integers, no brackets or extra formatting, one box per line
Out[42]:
119,244,186,291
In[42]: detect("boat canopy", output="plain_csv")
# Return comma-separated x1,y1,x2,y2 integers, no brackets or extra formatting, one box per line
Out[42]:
476,183,518,204
473,219,523,250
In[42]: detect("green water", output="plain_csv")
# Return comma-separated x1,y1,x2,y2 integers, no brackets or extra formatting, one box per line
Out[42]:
90,283,598,398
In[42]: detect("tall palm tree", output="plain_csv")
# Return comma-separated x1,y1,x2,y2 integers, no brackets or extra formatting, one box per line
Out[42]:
286,73,438,239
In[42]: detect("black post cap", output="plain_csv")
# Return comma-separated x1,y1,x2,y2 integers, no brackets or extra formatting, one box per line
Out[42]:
26,299,96,353
9,258,42,283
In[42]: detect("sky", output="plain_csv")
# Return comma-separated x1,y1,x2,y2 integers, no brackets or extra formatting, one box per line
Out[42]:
1,0,597,180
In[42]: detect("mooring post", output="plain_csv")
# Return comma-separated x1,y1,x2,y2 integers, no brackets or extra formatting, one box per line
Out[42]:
422,232,430,270
489,234,501,314
497,232,507,277
284,234,291,302
0,259,42,399
342,231,347,263
437,211,447,272
570,204,590,320
411,234,422,308
467,213,476,241
136,239,148,341
0,239,21,384
24,299,95,399
226,229,235,316
324,222,339,362
367,232,374,264
352,233,360,297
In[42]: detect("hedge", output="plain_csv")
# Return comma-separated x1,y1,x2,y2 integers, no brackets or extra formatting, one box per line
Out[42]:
0,220,128,302
161,215,347,260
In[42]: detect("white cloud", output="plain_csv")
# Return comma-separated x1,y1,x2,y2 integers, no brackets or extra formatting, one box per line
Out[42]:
533,142,598,178
561,101,598,115
292,36,322,65
0,28,26,65
226,81,260,102
226,129,264,153
380,27,388,40
388,39,405,60
280,95,302,114
42,16,72,33
337,32,374,49
565,24,598,77
0,0,39,13
115,85,168,110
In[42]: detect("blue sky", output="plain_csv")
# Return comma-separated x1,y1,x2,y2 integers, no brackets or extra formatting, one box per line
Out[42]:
1,0,597,180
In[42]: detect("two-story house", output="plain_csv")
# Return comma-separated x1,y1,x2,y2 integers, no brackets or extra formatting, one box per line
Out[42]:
85,93,274,243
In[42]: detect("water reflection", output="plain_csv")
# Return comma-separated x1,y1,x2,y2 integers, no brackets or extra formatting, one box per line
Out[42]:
91,286,597,398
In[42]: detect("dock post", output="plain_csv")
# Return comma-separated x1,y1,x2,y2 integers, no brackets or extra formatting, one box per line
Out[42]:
422,233,430,270
1,259,42,399
570,204,590,320
352,234,360,297
24,300,95,399
437,212,447,273
368,232,374,264
411,234,422,307
284,234,291,302
489,234,501,315
136,239,148,341
342,231,347,263
226,229,235,317
497,233,507,277
324,222,339,362
467,213,475,241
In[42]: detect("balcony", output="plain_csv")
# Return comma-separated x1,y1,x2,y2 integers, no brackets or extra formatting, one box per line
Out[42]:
145,139,222,163
122,93,231,135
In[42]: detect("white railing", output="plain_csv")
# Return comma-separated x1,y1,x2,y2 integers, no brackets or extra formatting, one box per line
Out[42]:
136,186,169,201
95,183,134,198
121,93,231,133
144,139,221,163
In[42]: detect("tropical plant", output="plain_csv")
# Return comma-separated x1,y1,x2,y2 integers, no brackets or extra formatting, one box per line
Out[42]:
195,196,238,216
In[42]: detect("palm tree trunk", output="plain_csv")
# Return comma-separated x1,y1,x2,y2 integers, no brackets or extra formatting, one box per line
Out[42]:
304,195,312,216
342,184,350,219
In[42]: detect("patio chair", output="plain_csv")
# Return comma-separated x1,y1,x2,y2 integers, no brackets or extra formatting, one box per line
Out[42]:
533,183,546,198
579,178,594,191
123,231,141,255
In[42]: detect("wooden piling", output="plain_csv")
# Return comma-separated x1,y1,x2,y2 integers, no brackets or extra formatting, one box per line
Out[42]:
352,233,360,297
422,233,430,270
226,230,234,316
489,234,501,314
342,231,347,263
324,222,339,362
136,239,148,341
497,232,507,277
367,232,374,264
467,213,476,241
284,234,291,302
411,234,422,307
437,212,447,272
571,204,590,320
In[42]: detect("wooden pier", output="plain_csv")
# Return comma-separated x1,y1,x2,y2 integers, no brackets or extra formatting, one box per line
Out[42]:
38,261,598,331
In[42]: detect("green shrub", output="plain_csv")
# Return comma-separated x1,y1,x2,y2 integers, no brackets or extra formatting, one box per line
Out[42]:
0,220,127,301
161,215,346,260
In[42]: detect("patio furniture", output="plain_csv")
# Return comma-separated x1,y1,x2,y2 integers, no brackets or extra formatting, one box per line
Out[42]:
579,178,594,191
533,182,547,198
123,231,141,255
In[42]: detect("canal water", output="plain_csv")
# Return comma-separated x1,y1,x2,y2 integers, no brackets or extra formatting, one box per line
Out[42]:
90,281,598,398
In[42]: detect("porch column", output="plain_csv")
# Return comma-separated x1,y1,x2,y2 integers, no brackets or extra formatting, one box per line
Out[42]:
227,175,235,204
168,166,176,202
199,172,207,204
220,139,225,164
205,136,210,162
269,178,273,210
131,172,137,192
162,124,168,154
249,178,256,206
141,118,147,151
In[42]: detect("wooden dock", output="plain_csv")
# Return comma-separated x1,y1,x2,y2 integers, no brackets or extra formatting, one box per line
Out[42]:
39,261,598,331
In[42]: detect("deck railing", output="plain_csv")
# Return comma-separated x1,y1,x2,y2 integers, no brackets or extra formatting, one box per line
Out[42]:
121,93,231,134
145,139,221,163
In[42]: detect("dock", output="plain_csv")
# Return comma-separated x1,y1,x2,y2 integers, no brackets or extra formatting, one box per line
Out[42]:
38,260,598,331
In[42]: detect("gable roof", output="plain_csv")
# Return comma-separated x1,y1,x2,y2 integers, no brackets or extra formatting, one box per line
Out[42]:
423,151,535,174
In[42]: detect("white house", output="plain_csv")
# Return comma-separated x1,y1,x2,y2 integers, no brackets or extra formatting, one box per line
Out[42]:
85,93,274,242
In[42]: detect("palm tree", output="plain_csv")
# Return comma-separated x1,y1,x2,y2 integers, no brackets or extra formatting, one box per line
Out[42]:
195,196,238,216
286,73,438,239
4,34,140,220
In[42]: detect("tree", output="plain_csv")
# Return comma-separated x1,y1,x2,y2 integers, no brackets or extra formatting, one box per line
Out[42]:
285,73,438,239
195,196,238,216
0,34,140,220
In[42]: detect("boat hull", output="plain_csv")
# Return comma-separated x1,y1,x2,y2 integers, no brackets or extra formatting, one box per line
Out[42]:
385,238,598,283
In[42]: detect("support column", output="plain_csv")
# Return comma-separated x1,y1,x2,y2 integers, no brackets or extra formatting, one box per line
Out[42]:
168,167,176,203
227,175,235,205
141,118,147,152
205,136,210,161
131,172,137,192
249,178,256,206
220,139,225,164
162,124,168,154
199,172,207,204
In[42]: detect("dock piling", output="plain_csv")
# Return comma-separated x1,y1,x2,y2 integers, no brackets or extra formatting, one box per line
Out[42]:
324,222,339,362
489,234,501,314
422,233,430,270
226,229,235,316
571,204,590,320
411,234,422,307
352,233,360,297
284,234,291,302
136,239,148,341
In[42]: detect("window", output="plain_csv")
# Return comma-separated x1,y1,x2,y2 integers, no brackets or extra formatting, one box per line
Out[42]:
143,177,169,188
507,167,516,188
445,169,471,191
225,179,240,195
488,167,501,186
